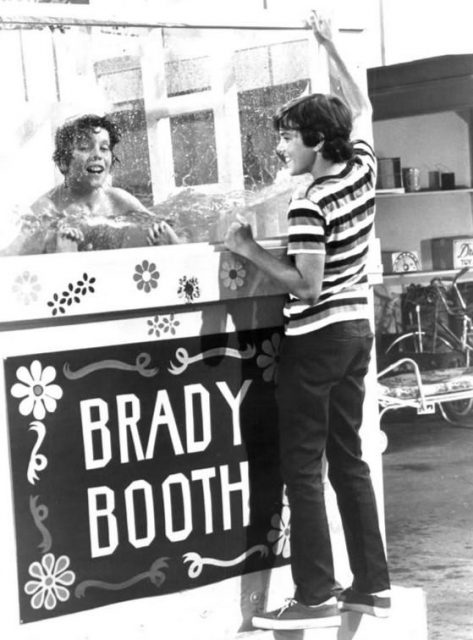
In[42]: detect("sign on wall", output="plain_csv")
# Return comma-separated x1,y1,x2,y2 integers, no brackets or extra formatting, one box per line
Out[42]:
4,328,289,623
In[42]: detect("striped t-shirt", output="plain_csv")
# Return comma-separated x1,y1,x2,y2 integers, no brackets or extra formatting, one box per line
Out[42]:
283,140,376,336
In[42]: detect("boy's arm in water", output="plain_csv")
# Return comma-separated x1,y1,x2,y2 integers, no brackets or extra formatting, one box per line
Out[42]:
111,188,182,246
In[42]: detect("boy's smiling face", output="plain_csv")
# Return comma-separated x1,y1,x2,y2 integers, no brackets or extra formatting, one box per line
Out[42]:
276,128,317,176
66,126,113,191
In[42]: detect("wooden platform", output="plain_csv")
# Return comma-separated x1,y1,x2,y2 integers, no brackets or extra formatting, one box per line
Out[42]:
242,585,427,640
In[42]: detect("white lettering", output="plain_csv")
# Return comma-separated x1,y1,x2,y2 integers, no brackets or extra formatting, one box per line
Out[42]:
87,486,119,558
162,473,192,542
220,462,250,530
191,467,217,534
146,390,184,458
124,480,156,549
185,384,211,453
117,394,145,463
80,399,112,470
216,380,252,446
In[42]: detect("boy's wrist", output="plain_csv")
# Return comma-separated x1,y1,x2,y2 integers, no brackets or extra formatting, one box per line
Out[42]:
321,38,337,54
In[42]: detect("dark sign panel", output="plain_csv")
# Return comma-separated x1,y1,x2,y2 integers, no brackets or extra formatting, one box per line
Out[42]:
4,328,289,623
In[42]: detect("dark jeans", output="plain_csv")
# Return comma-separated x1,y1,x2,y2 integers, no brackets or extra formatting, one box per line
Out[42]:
275,319,390,605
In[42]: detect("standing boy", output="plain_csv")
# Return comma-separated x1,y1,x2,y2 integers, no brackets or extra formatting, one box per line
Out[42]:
224,11,390,631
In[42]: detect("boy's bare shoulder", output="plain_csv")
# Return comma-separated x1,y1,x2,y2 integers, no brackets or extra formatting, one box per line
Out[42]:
30,186,62,216
108,186,149,212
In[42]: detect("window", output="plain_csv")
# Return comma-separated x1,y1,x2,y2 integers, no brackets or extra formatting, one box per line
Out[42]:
0,12,315,254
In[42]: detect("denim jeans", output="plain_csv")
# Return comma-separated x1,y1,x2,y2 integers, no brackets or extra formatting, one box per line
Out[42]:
275,319,390,605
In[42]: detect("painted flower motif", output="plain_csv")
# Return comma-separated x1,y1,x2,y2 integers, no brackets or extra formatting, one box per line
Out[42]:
257,333,281,383
11,360,63,420
267,505,291,558
60,283,81,307
147,313,180,337
12,271,41,305
220,259,247,291
47,292,67,316
177,276,200,303
75,273,96,296
134,260,160,293
24,553,75,611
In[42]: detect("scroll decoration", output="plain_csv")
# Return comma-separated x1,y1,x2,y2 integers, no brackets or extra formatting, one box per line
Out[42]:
63,352,159,379
30,496,53,554
75,557,169,598
182,546,268,579
27,421,48,485
168,344,256,375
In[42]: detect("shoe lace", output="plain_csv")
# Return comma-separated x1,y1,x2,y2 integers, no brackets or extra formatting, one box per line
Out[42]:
277,598,298,617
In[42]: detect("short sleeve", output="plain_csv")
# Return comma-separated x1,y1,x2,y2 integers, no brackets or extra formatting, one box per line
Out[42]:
286,197,326,256
352,139,377,177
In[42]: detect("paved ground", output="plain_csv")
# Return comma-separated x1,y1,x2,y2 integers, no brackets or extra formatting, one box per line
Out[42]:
382,411,473,640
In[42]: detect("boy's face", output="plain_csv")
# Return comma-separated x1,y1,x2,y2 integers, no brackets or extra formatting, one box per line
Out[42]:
66,126,113,191
276,128,316,176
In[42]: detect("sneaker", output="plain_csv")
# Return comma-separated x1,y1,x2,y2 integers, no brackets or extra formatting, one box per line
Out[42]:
252,597,341,630
338,588,391,618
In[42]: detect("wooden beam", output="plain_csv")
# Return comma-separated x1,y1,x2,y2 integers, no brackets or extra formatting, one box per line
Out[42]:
368,54,473,120
0,2,363,31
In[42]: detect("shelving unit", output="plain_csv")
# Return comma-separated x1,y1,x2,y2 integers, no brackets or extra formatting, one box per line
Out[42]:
376,188,473,198
368,54,473,355
369,54,473,278
383,268,473,283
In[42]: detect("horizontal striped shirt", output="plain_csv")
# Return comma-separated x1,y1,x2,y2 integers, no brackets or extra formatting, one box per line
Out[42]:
284,140,376,335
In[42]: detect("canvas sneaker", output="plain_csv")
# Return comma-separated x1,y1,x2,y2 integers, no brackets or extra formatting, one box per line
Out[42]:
252,597,341,630
338,588,391,618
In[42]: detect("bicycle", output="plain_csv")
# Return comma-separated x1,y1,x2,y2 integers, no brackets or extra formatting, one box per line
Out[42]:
383,267,473,426
386,267,473,362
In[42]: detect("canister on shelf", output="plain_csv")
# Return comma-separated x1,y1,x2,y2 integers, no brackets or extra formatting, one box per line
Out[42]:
428,170,441,190
402,167,421,192
441,172,455,190
377,157,402,189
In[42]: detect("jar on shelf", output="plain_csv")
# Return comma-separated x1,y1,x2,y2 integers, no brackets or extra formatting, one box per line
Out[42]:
402,167,421,192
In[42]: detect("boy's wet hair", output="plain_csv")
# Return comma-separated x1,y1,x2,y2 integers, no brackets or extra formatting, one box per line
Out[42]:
53,114,121,174
273,93,354,163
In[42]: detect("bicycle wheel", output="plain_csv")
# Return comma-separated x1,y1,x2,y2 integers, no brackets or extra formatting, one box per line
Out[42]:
384,332,466,370
440,399,473,428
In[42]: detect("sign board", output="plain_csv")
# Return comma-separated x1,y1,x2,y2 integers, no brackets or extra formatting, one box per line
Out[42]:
4,328,288,623
453,238,473,268
431,236,473,270
382,250,421,273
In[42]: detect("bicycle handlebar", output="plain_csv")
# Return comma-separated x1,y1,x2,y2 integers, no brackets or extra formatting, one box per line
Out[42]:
454,266,470,283
430,266,470,286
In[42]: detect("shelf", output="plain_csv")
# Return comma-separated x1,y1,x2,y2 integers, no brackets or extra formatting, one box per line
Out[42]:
383,268,473,282
376,188,473,198
368,54,473,120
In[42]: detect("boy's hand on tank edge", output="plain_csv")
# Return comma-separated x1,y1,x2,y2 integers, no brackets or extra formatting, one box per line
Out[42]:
224,215,254,257
147,221,181,245
58,225,84,244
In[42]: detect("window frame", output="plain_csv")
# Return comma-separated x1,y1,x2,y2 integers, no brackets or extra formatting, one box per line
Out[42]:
0,2,364,327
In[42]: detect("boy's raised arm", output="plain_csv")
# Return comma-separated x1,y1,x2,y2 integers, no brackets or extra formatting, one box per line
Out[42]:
308,10,373,145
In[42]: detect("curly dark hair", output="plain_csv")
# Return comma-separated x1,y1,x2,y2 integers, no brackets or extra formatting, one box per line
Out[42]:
53,114,121,175
273,93,354,163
